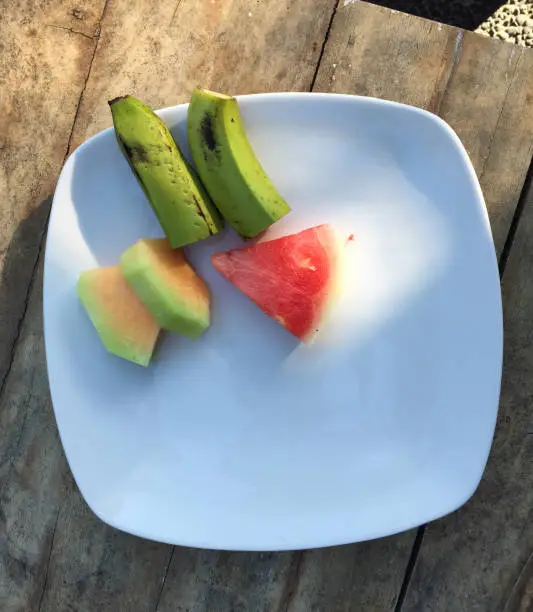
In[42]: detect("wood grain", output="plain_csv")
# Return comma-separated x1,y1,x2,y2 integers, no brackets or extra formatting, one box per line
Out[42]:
287,536,412,612
155,548,295,611
69,0,337,150
0,255,68,612
0,2,105,609
314,1,533,256
3,1,533,611
0,0,105,396
431,35,533,257
503,551,533,612
401,186,533,612
285,3,533,610
0,252,171,612
313,3,454,108
38,484,171,612
21,0,347,610
361,18,533,612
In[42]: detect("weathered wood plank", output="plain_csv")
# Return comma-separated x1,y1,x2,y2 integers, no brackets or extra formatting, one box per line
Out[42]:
288,537,412,612
0,251,171,612
39,481,172,612
314,3,453,108
430,35,533,258
314,2,533,256
69,0,337,150
288,4,533,610
150,5,491,611
401,184,533,611
503,550,533,612
378,30,533,612
4,2,531,612
0,0,105,392
0,2,106,609
33,0,343,610
0,255,71,612
156,549,296,611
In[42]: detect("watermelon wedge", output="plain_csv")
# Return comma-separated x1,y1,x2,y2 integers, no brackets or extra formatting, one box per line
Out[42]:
211,224,341,342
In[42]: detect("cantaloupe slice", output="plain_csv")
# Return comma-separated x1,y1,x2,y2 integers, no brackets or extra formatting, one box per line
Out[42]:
77,266,160,366
120,238,210,338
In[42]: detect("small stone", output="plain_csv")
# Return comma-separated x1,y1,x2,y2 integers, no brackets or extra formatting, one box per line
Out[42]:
497,29,509,39
508,26,520,34
527,19,533,27
517,14,527,25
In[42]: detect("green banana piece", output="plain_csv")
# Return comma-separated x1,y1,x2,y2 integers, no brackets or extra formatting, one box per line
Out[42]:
187,88,291,238
109,95,222,248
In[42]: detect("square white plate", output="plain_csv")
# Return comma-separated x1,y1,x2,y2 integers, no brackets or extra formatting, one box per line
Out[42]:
44,93,503,551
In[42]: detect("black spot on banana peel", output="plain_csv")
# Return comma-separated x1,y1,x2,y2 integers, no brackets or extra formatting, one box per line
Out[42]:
109,95,222,248
200,113,217,152
121,142,150,164
192,194,210,226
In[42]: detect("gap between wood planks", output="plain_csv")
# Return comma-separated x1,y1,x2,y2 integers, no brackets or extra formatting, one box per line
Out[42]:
23,2,112,609
310,0,340,90
0,0,111,430
22,0,533,608
28,0,342,609
152,547,176,612
393,118,533,612
151,3,344,609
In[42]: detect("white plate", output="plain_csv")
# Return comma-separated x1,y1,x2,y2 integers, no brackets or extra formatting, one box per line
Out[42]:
44,93,503,551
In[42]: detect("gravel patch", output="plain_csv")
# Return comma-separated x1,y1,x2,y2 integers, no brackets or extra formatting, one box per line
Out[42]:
367,0,533,47
476,0,533,47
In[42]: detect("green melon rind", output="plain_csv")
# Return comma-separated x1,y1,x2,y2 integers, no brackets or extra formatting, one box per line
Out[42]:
77,271,155,367
120,242,210,339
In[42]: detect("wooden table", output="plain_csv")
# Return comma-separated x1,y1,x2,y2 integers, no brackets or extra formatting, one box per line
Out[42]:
3,1,533,610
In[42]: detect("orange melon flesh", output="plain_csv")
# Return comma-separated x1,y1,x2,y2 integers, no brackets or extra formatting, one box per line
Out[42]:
77,266,160,366
120,238,210,339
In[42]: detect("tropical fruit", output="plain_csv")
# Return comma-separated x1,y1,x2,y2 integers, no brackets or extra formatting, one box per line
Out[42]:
211,224,341,341
187,88,291,238
77,266,160,366
109,95,222,248
121,238,210,339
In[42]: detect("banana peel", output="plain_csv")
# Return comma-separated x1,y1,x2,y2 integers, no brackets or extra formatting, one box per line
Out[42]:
109,95,222,248
187,88,291,238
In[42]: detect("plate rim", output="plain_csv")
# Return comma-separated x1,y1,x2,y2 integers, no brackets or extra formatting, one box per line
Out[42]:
43,91,503,551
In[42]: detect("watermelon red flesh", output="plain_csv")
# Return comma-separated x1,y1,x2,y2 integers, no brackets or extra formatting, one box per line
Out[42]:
211,224,338,341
